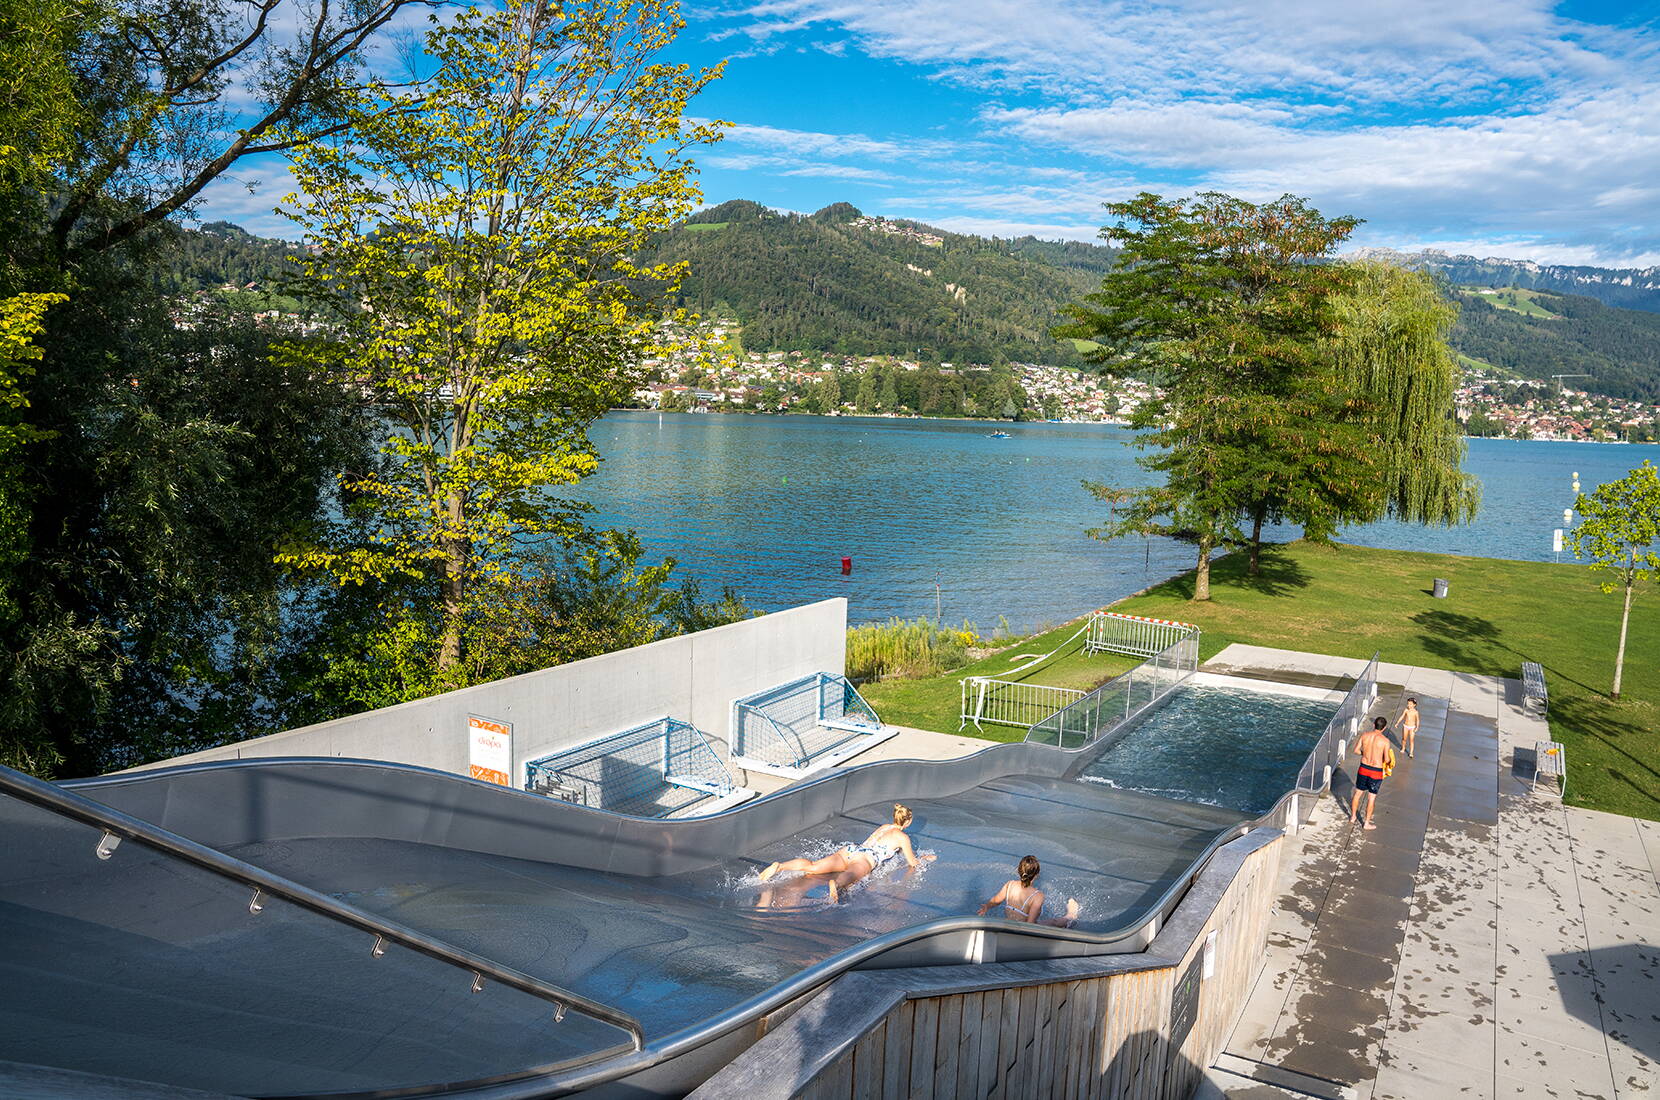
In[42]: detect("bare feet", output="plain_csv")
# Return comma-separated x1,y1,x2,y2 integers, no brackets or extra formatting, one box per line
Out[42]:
759,862,780,882
827,880,840,904
1065,898,1081,921
1349,815,1358,825
1363,821,1377,830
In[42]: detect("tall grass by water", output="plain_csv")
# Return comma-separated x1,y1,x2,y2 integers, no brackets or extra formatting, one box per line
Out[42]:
846,618,983,683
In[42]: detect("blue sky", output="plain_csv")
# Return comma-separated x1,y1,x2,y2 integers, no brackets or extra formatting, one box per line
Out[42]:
200,0,1660,266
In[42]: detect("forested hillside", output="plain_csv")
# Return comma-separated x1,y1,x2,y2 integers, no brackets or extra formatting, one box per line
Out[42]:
159,221,300,291
164,210,1660,404
640,200,1108,365
1451,288,1660,402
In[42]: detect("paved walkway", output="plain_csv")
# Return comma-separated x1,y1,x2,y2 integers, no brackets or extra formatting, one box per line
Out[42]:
1203,645,1659,1100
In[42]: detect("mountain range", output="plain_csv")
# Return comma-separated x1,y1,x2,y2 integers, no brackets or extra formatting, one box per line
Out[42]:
167,208,1660,404
1350,247,1660,314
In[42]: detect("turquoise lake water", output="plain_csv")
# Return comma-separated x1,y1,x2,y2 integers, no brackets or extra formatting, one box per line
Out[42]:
577,411,1649,630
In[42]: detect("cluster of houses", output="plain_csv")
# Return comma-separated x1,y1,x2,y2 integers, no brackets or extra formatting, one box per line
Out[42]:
633,324,1148,422
1457,376,1659,442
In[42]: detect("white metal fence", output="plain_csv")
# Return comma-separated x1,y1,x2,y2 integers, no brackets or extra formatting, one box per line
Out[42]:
959,678,1088,733
1085,611,1200,658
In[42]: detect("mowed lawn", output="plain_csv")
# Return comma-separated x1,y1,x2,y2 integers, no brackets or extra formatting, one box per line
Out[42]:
864,541,1659,822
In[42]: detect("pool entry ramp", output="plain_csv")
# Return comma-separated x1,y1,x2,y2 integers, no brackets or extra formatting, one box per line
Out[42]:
525,717,756,818
731,671,894,777
0,654,1380,1099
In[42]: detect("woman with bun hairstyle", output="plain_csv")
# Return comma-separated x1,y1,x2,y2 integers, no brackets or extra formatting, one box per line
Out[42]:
977,855,1081,926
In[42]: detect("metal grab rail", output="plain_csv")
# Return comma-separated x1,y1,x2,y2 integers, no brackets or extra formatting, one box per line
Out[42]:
0,762,645,1054
1292,652,1381,795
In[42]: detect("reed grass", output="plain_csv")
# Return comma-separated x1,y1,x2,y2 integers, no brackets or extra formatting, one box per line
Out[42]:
845,618,982,683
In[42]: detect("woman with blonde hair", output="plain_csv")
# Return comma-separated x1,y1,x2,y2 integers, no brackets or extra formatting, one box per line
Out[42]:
758,803,934,903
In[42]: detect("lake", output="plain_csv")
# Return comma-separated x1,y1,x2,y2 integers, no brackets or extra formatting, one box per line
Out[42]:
576,412,1648,631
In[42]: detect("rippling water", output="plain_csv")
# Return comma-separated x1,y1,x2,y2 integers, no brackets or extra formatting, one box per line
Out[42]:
576,411,1648,630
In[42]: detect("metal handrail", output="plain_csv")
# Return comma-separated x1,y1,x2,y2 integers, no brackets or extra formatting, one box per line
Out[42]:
0,762,645,1054
1291,651,1380,795
1023,629,1199,747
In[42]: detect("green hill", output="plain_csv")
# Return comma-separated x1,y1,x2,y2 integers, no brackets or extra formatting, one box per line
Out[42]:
642,200,1109,365
1450,287,1660,402
159,208,1660,404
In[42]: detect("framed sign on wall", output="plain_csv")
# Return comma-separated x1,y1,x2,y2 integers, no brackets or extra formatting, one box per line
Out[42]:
468,714,513,786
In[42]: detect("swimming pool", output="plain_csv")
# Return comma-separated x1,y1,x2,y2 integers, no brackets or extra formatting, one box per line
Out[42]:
1075,679,1340,814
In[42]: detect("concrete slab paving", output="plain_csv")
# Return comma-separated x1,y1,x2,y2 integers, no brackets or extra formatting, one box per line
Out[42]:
1207,648,1660,1099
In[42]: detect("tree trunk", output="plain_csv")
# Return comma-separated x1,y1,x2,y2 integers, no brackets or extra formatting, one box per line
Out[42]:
1613,576,1633,699
1193,535,1213,600
1249,506,1265,576
437,494,468,671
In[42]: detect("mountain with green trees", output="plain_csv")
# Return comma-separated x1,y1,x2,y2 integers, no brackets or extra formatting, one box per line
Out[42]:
163,209,1660,405
639,199,1112,365
1449,287,1660,402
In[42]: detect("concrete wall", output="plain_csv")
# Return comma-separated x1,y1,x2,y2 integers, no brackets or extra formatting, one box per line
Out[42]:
685,829,1284,1100
134,598,846,782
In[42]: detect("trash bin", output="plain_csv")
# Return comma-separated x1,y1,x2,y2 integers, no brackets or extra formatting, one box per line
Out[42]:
1433,578,1449,599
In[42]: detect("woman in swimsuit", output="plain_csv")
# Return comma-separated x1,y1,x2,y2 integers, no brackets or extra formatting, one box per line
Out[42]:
977,855,1081,927
758,803,934,903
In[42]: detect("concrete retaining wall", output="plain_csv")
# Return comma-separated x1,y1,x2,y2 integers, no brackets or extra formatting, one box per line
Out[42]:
132,598,847,782
685,828,1284,1100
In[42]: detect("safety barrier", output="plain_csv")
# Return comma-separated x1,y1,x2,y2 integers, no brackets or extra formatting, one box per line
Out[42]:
1025,629,1200,749
959,678,1087,733
1085,610,1200,658
1292,652,1380,796
732,672,891,776
524,718,749,819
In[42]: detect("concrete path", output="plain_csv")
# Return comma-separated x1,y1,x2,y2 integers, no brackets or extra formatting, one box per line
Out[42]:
1204,645,1659,1099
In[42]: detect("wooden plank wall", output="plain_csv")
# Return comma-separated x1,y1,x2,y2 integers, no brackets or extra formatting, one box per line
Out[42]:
793,834,1281,1100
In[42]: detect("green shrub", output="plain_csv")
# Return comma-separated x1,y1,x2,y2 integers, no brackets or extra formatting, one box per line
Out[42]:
846,618,981,683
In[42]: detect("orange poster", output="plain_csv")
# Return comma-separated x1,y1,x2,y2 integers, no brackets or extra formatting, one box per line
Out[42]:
467,714,513,786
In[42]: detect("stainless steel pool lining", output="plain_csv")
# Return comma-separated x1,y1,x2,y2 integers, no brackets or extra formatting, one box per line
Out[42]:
0,761,647,1064
38,658,1386,1098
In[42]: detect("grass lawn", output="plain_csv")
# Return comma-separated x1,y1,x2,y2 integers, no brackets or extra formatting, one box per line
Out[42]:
864,541,1659,822
861,623,1139,742
1460,285,1562,319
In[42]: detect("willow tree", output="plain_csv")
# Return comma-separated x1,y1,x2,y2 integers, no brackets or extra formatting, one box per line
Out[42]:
279,0,721,688
1058,192,1360,599
1328,261,1480,526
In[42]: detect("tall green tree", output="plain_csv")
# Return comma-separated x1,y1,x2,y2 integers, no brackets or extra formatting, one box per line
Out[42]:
279,0,721,689
1571,461,1660,699
1328,261,1479,527
0,0,420,774
1058,192,1360,599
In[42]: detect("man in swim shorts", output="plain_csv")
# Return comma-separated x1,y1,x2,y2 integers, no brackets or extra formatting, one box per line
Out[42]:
1349,717,1395,831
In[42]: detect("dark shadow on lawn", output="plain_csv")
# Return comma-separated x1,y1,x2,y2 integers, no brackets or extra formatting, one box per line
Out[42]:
1410,610,1601,694
1550,693,1660,793
1135,545,1312,602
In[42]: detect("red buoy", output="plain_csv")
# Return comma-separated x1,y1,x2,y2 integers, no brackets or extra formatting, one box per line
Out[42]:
840,556,852,575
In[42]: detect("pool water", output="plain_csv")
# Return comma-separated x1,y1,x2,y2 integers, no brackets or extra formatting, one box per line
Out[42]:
1076,685,1338,814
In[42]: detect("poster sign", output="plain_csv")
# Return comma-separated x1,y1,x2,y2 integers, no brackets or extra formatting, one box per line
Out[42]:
468,714,513,786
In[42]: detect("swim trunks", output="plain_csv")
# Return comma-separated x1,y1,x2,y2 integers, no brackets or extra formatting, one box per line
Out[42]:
1356,763,1385,794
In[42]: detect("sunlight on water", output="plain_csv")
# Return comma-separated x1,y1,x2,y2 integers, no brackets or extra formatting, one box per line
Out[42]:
1078,686,1338,814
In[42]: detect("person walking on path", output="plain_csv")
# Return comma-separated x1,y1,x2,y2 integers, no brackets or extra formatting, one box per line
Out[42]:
1350,717,1396,831
1399,698,1420,759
